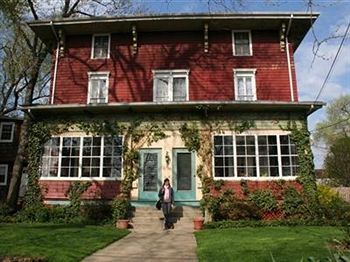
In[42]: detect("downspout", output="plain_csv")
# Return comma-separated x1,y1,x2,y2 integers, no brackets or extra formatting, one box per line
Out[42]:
50,21,60,105
286,14,294,102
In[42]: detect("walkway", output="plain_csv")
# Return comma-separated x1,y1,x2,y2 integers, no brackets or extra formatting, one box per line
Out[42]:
82,229,198,262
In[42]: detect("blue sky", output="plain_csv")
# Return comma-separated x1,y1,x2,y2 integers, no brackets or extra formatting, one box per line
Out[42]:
141,0,350,168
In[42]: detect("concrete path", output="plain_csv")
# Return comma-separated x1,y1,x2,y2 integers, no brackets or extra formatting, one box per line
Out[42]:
82,230,198,262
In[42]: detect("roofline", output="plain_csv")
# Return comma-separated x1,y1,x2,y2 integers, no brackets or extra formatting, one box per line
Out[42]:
23,101,324,117
27,12,320,26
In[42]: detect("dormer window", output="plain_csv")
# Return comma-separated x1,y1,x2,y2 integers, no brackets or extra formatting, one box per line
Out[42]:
88,72,109,104
153,70,189,102
234,69,257,101
0,122,15,142
91,34,110,59
232,31,252,56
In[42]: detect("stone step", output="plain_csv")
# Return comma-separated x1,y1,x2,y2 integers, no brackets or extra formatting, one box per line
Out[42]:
132,216,194,224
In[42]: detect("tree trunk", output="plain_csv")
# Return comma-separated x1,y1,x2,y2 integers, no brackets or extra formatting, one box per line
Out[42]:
6,117,30,210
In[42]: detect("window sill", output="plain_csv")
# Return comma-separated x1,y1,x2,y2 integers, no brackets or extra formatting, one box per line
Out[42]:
39,177,121,181
213,176,297,181
0,140,13,143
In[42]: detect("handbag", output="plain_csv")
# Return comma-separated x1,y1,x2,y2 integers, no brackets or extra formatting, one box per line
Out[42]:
156,199,162,210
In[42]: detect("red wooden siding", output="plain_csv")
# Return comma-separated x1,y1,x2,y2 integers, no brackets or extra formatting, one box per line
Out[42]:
53,30,298,104
39,180,121,200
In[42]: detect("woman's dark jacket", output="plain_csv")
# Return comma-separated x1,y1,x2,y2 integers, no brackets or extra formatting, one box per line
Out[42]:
158,186,174,204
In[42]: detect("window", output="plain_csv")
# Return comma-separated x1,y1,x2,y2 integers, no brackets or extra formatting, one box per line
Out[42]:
41,136,123,179
0,164,8,185
88,72,109,104
91,34,110,59
234,69,256,101
0,122,15,142
213,134,298,179
232,31,252,56
153,70,189,102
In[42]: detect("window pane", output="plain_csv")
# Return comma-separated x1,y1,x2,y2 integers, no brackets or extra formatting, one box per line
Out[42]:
224,157,234,167
215,168,224,177
0,123,14,140
173,77,187,101
225,167,235,177
155,77,169,101
89,77,107,103
214,146,223,156
214,136,223,145
214,157,224,166
224,146,233,155
93,35,109,58
234,32,250,55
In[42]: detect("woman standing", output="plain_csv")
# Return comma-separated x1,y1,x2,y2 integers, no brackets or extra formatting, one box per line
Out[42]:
158,178,174,230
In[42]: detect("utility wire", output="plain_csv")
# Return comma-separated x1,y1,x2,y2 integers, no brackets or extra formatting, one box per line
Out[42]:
313,21,350,102
309,117,350,133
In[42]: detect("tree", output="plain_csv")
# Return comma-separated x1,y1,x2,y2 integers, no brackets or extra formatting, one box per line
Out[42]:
314,95,350,146
0,0,144,211
324,136,350,186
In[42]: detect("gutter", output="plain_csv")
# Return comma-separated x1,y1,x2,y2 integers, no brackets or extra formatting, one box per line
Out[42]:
50,21,60,105
286,14,294,102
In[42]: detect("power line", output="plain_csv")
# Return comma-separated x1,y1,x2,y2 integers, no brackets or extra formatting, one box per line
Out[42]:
309,117,350,133
313,21,350,102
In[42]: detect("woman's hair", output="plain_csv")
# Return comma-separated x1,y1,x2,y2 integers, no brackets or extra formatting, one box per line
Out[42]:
163,178,170,186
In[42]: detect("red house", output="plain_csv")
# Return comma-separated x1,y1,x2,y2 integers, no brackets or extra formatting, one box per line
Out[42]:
27,13,323,205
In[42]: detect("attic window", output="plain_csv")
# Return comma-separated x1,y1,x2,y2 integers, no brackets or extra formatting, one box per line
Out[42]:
91,34,110,59
0,122,15,143
232,31,252,56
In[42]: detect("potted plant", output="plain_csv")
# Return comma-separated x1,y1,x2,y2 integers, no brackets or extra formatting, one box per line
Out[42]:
112,194,130,229
193,216,205,230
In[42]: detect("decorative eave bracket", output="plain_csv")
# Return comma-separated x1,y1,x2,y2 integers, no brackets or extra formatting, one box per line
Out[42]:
280,23,286,52
204,23,209,53
58,29,66,57
132,25,138,55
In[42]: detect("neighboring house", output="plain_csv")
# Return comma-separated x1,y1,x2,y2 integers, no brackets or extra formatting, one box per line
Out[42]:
0,116,23,201
27,13,323,205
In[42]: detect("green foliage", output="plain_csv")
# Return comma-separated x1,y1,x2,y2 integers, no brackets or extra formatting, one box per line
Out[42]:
65,181,92,218
282,186,307,217
314,95,350,145
248,189,278,212
317,185,350,221
282,121,319,216
179,123,201,152
324,136,350,186
240,179,249,196
112,196,131,221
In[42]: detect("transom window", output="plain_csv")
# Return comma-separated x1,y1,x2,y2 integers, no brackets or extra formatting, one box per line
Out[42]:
91,34,110,59
232,31,252,56
0,122,15,142
0,164,8,185
213,134,298,179
153,70,189,102
234,69,256,101
88,72,109,104
41,136,123,179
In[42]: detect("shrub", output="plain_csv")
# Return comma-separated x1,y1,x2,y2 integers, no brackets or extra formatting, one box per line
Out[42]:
317,185,350,221
112,196,131,222
248,189,278,212
282,187,307,218
17,205,51,223
82,201,112,224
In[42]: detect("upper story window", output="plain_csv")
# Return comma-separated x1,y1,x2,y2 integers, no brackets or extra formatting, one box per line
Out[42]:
88,72,109,104
0,164,8,185
91,34,110,59
153,70,189,102
0,122,15,143
232,31,252,56
234,69,257,101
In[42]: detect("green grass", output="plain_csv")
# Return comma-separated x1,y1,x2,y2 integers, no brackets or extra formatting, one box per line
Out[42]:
195,226,346,262
0,223,129,261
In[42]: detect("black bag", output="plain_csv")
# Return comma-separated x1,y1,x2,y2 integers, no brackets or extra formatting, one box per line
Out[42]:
156,199,162,210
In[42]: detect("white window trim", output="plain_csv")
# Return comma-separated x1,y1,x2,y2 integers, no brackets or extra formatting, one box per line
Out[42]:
233,68,257,101
0,122,15,143
212,133,298,181
0,164,8,186
232,30,253,56
87,72,110,104
40,135,123,181
91,34,111,59
152,69,190,102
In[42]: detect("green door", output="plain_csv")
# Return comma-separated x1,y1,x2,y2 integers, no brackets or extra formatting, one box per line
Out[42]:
172,149,196,201
139,149,161,201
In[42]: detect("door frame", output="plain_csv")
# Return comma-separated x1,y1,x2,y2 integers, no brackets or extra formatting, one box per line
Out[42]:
172,148,196,201
138,148,162,201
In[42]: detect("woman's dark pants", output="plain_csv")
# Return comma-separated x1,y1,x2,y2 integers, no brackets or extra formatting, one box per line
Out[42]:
162,202,172,229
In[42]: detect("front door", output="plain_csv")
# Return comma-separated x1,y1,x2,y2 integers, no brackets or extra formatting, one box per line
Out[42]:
139,149,161,201
172,149,196,201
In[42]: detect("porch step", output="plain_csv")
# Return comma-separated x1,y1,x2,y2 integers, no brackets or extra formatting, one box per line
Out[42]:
131,206,202,232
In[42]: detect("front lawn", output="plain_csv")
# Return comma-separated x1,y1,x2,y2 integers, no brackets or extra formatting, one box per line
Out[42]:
0,223,129,261
195,226,346,261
